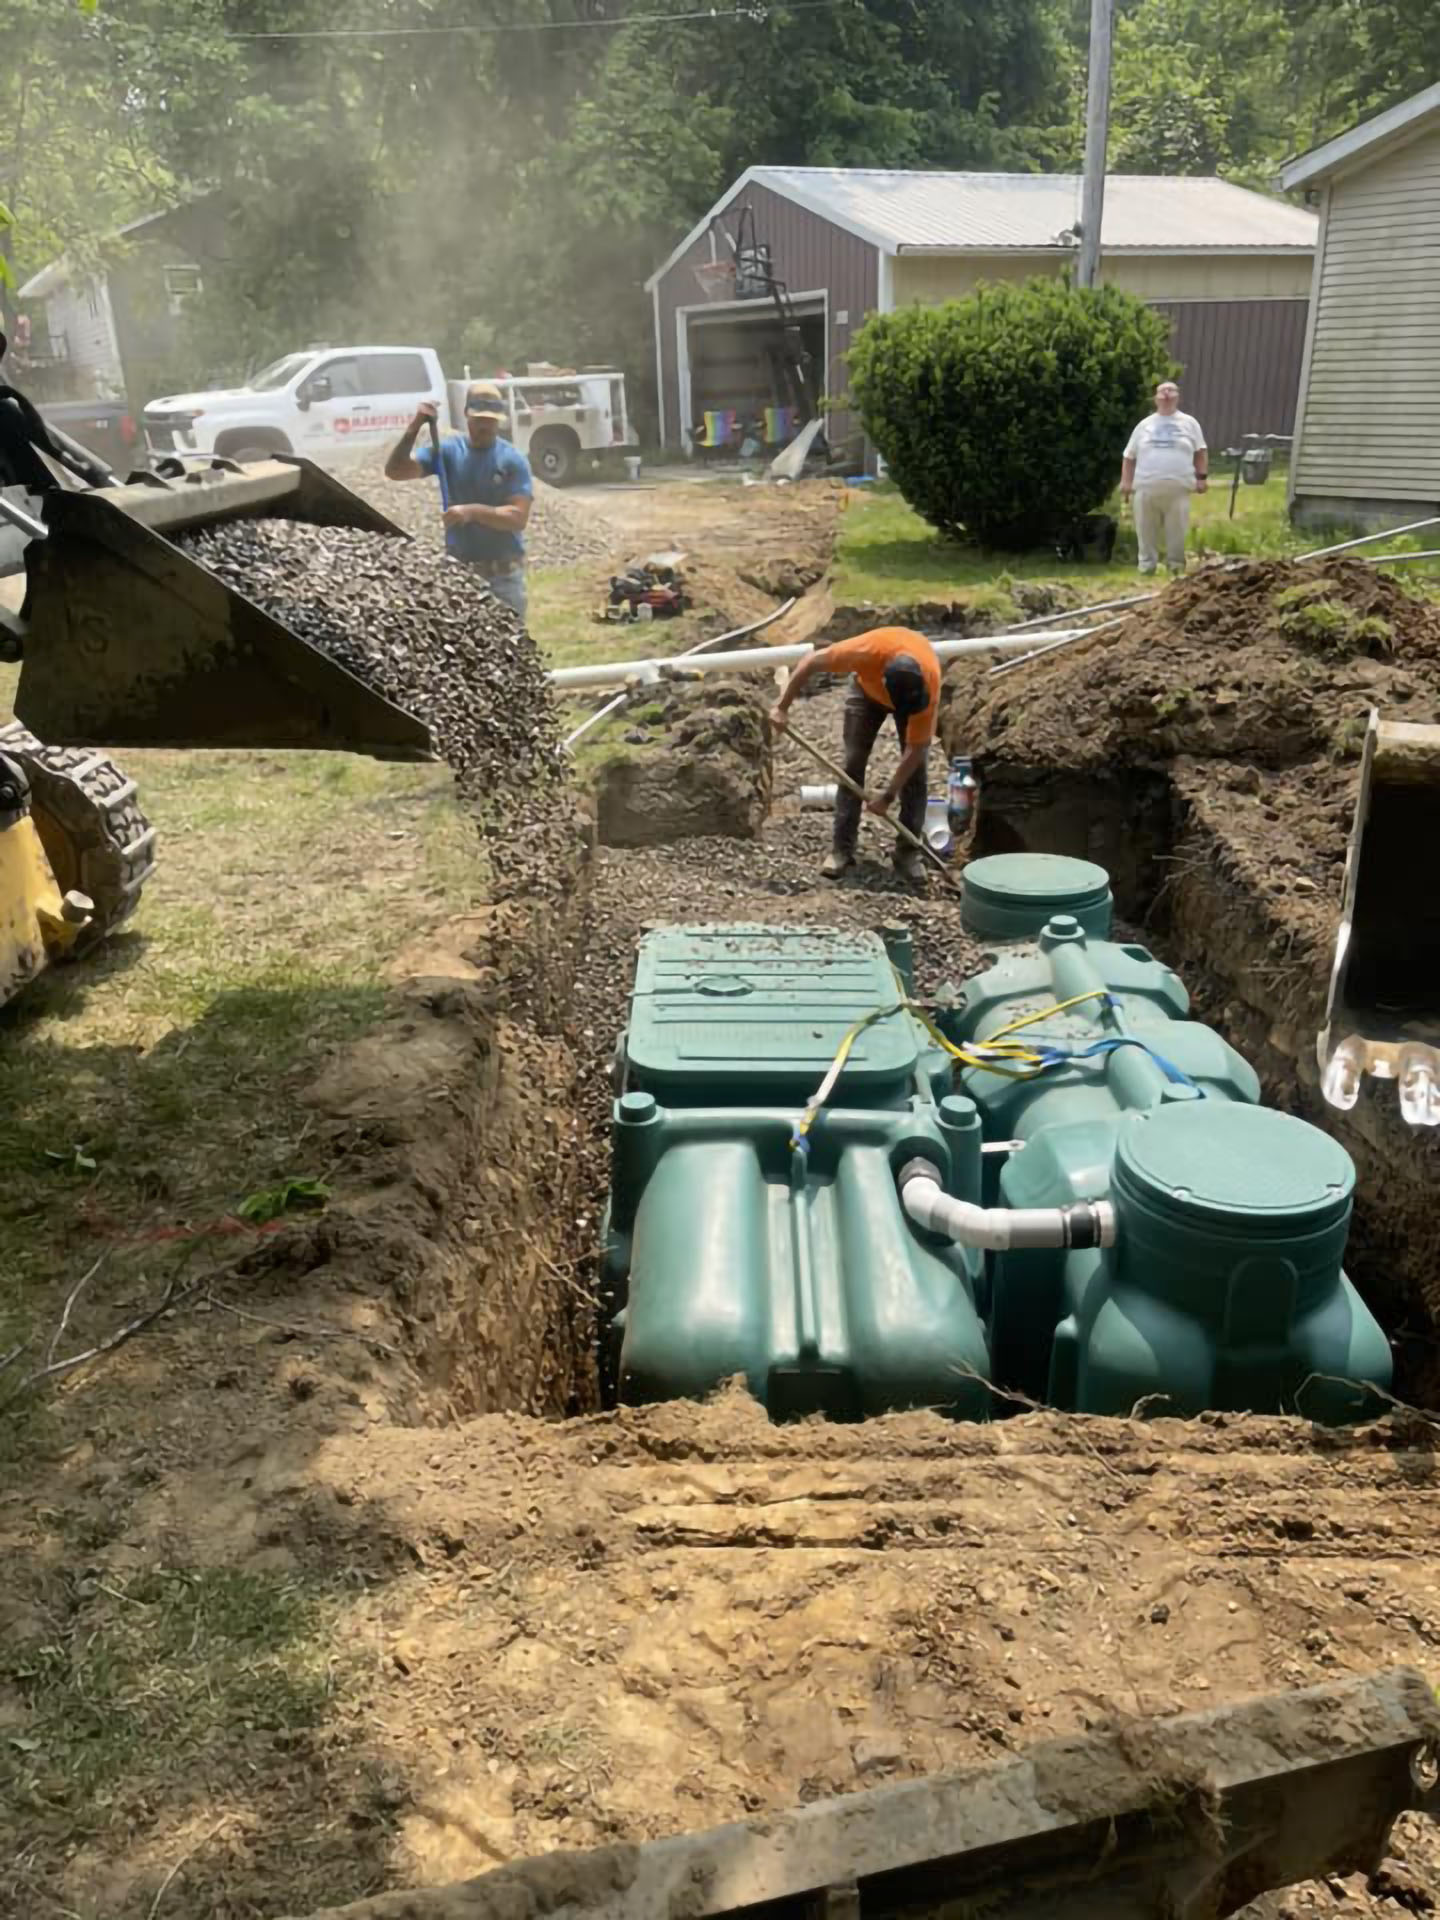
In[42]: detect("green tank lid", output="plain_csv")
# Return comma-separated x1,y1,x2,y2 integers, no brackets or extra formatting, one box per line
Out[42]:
1116,1104,1354,1235
961,853,1114,941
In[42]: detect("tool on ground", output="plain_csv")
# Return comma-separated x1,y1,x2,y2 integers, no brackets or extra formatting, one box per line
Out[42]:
603,554,690,622
411,1670,1439,1919
780,717,964,894
1320,708,1440,1127
426,412,450,513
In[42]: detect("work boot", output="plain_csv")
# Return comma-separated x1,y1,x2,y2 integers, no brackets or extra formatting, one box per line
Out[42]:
820,849,855,880
893,846,926,885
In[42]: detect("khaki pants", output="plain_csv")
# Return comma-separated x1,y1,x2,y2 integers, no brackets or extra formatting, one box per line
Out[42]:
1134,481,1192,572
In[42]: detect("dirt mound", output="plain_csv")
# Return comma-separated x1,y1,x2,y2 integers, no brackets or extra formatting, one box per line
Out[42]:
592,681,772,846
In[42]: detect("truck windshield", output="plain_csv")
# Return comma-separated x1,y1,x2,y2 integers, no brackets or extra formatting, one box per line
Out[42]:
250,353,313,391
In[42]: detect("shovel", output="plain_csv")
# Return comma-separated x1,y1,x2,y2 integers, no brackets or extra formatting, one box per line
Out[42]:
427,412,450,513
781,719,964,896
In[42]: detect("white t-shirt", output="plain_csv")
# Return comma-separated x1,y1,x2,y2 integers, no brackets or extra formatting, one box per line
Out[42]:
1125,411,1206,488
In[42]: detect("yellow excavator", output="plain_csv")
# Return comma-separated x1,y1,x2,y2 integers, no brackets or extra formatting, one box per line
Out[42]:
0,331,432,1008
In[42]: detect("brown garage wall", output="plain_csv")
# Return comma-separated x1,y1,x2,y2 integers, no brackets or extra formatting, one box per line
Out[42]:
1151,299,1309,450
654,180,878,452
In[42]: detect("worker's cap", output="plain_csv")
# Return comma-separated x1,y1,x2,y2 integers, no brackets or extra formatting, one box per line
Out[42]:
464,381,507,420
883,655,928,716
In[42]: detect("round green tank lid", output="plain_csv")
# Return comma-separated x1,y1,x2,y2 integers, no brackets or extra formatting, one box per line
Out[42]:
961,853,1113,941
1117,1104,1354,1230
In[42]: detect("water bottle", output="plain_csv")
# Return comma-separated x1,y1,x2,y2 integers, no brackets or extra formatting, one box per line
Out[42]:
947,756,978,836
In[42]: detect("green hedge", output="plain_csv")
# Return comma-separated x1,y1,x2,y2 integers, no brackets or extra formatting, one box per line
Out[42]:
849,278,1174,548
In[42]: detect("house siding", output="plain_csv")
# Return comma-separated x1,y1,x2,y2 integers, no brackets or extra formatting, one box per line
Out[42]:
1293,127,1440,506
35,278,124,399
891,252,1311,305
654,180,876,451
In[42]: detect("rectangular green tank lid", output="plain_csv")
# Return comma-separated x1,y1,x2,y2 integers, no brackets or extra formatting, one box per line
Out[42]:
625,925,918,1102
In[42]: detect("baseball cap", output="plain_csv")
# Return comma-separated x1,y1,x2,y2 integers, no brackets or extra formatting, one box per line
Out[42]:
464,380,507,420
883,654,928,716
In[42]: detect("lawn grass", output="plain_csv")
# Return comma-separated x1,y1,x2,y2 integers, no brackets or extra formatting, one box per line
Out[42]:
833,474,1440,610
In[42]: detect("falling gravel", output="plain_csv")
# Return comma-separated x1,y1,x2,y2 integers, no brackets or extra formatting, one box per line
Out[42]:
178,517,566,824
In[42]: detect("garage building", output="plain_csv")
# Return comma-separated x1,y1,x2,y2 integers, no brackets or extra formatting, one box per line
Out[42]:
647,168,1318,463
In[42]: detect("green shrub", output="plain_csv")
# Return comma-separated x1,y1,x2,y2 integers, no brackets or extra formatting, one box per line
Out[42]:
848,278,1173,548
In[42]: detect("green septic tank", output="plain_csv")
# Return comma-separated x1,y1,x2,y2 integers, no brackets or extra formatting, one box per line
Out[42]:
961,853,1114,943
940,908,1391,1420
603,867,1392,1427
602,926,991,1421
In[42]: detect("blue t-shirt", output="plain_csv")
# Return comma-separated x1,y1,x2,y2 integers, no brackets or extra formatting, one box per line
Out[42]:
415,433,532,564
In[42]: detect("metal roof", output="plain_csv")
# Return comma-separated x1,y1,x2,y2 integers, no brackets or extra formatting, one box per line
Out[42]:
648,167,1315,287
1281,82,1440,190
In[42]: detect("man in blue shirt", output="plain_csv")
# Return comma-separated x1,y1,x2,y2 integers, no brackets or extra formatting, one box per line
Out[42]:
385,379,533,619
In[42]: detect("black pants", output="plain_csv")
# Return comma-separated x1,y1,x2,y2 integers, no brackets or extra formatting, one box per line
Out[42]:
834,682,928,856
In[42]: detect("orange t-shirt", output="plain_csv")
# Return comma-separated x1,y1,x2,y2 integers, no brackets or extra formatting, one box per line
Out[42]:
823,628,942,746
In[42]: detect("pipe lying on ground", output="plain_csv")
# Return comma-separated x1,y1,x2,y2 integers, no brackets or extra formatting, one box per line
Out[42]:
561,596,797,749
898,1159,1116,1253
548,628,1095,690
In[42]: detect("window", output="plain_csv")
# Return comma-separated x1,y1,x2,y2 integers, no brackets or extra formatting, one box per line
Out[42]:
360,352,430,394
252,352,313,392
313,356,364,398
163,263,203,317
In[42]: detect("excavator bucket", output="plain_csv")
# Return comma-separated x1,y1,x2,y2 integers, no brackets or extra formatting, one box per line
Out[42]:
1320,710,1440,1127
3,457,432,760
301,1671,1440,1920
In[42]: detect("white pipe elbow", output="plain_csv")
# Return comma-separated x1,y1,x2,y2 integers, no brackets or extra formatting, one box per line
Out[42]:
898,1163,1115,1253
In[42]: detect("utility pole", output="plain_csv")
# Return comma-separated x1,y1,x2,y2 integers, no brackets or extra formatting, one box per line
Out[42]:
1077,0,1115,289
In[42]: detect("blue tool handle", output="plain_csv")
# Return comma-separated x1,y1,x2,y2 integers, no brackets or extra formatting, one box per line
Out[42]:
427,414,450,512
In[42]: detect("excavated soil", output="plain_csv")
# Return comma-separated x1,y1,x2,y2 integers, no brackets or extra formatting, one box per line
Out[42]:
943,558,1440,1390
591,680,773,846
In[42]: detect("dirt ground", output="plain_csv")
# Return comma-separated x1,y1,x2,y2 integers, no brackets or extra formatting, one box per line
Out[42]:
6,489,1440,1919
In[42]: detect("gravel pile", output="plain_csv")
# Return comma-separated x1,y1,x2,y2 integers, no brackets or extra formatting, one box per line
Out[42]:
179,517,565,820
325,447,616,571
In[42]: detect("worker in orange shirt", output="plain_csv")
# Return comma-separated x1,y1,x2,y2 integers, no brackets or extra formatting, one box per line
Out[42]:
770,627,941,882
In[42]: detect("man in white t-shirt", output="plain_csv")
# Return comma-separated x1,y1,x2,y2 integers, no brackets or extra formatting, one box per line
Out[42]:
1120,381,1208,574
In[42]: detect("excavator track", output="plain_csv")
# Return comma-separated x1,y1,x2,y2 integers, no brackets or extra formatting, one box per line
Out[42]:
0,721,155,954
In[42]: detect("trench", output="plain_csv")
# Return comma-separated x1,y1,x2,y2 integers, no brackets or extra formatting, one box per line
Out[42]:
969,763,1440,1404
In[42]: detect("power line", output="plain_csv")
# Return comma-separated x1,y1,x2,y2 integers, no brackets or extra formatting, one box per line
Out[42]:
98,0,862,43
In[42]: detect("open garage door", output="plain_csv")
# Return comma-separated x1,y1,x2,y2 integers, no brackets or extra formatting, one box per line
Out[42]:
682,297,825,452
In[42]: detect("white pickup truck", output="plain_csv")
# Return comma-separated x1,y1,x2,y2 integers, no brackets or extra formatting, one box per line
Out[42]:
143,345,634,485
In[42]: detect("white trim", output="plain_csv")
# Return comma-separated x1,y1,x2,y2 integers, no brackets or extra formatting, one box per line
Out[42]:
675,291,829,446
1288,180,1332,510
652,278,666,448
877,250,894,314
1282,82,1440,190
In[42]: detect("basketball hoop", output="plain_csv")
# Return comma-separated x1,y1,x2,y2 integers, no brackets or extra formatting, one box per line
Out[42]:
693,259,736,303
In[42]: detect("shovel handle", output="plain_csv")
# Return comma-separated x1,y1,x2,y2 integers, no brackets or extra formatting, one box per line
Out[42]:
782,719,963,895
427,415,450,512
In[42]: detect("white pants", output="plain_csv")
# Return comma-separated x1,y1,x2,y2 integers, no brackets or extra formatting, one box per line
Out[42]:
1134,481,1192,572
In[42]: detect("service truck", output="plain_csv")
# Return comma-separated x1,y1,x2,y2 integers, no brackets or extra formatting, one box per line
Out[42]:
143,346,633,484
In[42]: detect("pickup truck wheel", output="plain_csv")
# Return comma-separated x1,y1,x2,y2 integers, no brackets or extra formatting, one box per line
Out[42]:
229,445,283,464
530,429,578,487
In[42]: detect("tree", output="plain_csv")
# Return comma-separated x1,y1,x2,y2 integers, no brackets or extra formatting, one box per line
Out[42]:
849,277,1172,546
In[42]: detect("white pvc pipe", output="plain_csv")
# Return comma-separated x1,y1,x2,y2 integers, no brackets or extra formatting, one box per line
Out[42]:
901,1172,1117,1253
1299,516,1440,561
561,596,797,749
547,628,1093,690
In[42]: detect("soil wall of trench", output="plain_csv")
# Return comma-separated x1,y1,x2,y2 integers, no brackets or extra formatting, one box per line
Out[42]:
245,822,601,1427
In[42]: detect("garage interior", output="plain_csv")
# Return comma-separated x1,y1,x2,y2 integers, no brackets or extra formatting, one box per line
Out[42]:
684,301,825,449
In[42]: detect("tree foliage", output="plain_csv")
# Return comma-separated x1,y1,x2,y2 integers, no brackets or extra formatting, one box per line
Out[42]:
3,0,1435,419
849,279,1172,545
